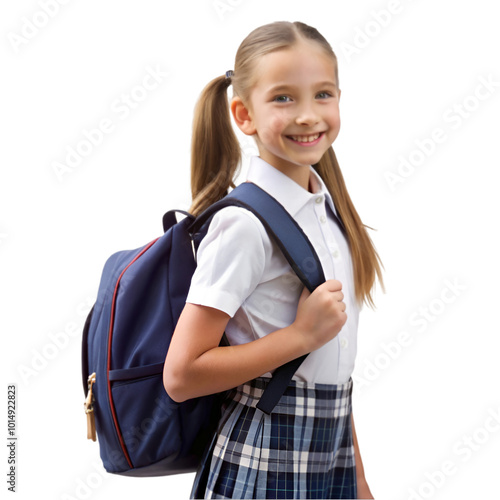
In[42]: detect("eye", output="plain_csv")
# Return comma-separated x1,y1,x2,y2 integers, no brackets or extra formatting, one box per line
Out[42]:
316,91,333,99
273,95,292,103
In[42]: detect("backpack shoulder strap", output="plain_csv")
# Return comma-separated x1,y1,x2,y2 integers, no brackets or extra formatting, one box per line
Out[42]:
190,182,326,414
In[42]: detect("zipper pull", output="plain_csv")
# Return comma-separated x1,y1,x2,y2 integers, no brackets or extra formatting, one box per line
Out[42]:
84,373,97,441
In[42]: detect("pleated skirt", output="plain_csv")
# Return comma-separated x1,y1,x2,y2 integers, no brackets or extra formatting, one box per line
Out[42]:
191,377,357,499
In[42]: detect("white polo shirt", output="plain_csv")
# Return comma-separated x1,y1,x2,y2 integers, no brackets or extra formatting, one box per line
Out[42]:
186,156,359,384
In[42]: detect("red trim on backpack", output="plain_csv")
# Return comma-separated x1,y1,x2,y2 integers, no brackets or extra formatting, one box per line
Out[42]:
106,238,159,470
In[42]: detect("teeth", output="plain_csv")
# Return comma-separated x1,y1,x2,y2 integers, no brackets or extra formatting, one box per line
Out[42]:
289,133,321,143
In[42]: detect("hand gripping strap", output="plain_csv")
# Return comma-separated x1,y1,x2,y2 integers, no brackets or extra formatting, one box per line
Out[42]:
190,183,326,414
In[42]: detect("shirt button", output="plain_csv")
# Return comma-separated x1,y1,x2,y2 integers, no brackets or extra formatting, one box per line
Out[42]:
320,215,327,224
315,196,323,204
332,249,340,258
340,338,348,349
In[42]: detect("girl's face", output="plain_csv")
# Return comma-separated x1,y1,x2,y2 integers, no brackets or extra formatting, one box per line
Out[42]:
236,39,341,182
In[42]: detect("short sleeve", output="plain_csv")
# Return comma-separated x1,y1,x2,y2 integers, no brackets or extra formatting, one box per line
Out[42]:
186,206,269,317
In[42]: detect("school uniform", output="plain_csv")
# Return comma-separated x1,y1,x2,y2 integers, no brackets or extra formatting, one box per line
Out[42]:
187,156,359,499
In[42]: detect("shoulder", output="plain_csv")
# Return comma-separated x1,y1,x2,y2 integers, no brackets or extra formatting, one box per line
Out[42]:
203,205,271,252
188,206,273,317
194,205,274,285
209,205,265,232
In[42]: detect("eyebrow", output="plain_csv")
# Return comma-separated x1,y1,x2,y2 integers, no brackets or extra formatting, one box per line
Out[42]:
265,81,338,94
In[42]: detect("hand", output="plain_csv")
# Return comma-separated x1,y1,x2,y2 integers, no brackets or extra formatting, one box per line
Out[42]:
293,279,347,352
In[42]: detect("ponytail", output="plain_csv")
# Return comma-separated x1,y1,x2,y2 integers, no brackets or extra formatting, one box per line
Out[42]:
189,75,241,216
314,147,384,308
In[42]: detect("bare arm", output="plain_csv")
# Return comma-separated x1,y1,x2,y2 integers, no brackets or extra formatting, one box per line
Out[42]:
163,280,347,402
164,303,309,402
352,413,374,499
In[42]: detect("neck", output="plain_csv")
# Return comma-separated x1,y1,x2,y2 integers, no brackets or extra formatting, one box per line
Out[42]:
259,157,312,192
278,165,311,191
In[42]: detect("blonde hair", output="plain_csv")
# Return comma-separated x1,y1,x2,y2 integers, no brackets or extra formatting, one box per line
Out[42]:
189,21,384,307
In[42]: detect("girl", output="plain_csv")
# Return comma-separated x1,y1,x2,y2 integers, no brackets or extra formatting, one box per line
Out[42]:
164,21,383,499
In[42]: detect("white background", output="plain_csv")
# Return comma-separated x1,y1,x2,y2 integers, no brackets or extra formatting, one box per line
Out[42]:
1,1,499,499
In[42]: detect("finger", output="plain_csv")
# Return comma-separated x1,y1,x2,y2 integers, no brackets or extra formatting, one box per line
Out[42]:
298,285,311,306
322,279,343,292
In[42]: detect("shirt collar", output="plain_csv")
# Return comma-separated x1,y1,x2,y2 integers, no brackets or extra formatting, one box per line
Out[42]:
245,156,338,218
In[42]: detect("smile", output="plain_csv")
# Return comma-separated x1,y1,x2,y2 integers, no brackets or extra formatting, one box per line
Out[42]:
286,132,324,145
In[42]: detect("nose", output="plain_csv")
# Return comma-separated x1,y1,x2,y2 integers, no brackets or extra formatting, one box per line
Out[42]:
295,102,320,126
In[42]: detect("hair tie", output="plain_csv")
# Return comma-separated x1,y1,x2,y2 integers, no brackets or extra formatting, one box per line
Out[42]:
225,70,234,80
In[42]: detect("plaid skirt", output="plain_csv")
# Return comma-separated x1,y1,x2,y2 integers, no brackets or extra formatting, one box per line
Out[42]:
191,377,356,499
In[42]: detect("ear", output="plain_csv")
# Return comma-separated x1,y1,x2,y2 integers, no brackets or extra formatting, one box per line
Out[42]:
230,97,256,136
338,88,341,101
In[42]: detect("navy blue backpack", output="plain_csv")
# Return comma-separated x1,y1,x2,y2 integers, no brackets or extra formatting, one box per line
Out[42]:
82,182,328,477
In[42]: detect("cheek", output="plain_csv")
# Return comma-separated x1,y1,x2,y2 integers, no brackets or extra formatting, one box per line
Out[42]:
270,116,288,134
331,115,341,132
325,107,341,143
258,116,288,143
329,105,341,129
268,113,290,137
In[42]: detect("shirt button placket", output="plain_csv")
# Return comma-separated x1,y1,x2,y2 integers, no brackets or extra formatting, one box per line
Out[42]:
314,195,337,281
